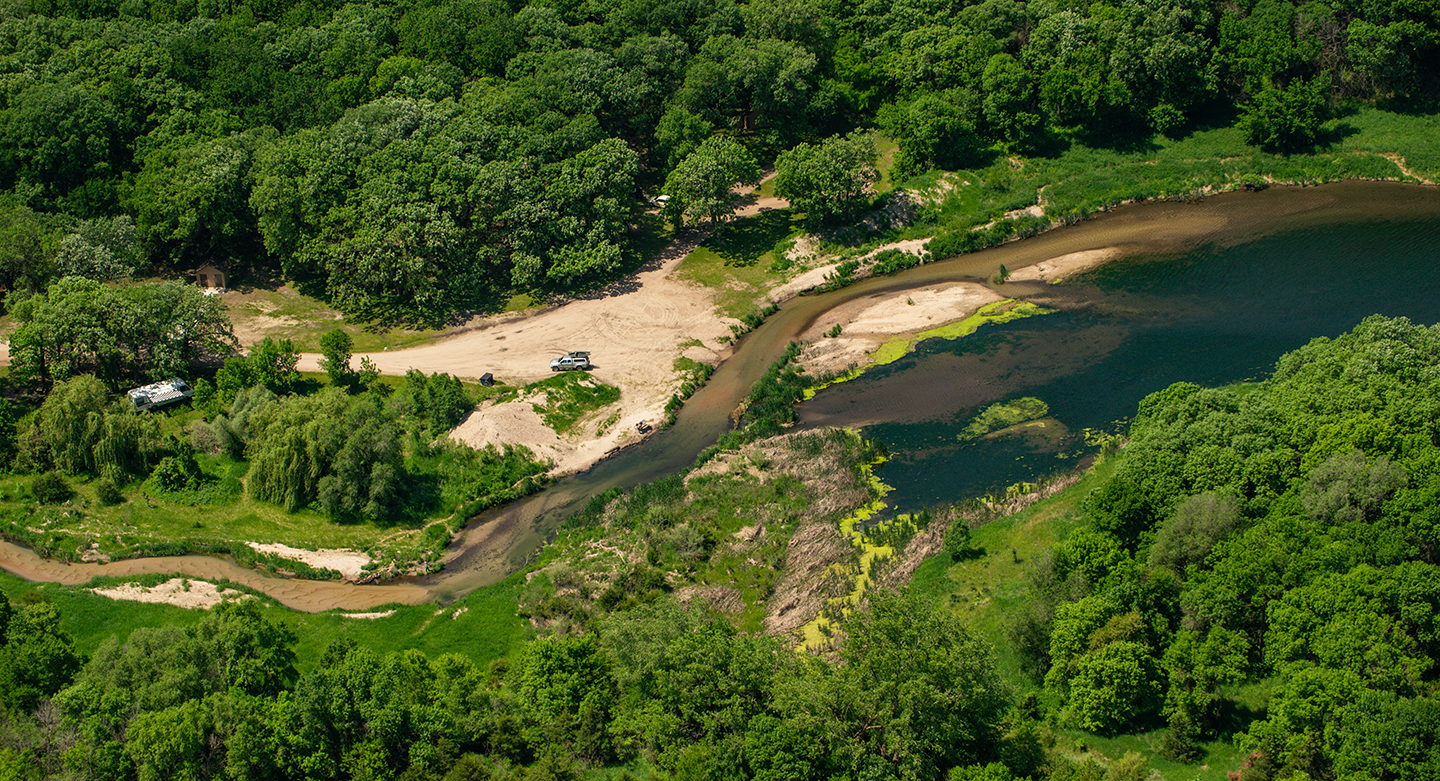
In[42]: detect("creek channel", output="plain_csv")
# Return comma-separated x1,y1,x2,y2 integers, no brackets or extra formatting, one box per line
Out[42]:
3,181,1438,611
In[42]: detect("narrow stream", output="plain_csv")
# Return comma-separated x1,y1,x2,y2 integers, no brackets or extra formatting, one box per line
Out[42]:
4,181,1438,610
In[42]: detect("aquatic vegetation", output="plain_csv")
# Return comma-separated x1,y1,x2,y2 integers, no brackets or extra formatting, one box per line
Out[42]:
958,398,1051,441
871,299,1051,366
798,456,927,651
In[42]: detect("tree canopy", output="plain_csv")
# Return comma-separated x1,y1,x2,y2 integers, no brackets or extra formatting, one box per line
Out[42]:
0,0,1424,320
1022,316,1440,774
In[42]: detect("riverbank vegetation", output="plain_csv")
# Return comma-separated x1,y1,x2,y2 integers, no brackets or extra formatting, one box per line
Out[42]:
0,0,1436,327
0,361,549,575
493,372,623,436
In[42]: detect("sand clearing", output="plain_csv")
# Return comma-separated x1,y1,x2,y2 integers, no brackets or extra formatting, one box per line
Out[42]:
92,577,252,609
247,543,371,581
339,609,396,619
296,229,734,476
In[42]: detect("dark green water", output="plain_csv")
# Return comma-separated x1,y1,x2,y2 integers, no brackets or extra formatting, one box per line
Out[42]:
802,216,1440,511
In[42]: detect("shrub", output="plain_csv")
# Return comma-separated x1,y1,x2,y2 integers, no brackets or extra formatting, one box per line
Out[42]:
872,249,921,275
94,479,123,505
32,472,73,504
944,519,974,561
152,453,203,493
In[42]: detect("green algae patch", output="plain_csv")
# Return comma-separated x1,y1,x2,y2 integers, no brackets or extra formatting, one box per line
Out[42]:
802,300,1051,403
874,299,1050,369
801,365,865,400
958,397,1050,441
798,457,927,651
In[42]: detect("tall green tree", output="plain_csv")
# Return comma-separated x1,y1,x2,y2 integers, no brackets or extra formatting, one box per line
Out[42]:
662,136,761,226
0,602,83,713
7,277,235,387
318,328,353,384
774,132,879,227
835,592,1009,779
1238,76,1330,153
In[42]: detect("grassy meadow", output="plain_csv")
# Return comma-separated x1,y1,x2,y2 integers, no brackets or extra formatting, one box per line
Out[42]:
0,568,532,674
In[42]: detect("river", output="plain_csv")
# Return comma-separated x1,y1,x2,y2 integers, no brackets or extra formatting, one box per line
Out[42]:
4,181,1439,610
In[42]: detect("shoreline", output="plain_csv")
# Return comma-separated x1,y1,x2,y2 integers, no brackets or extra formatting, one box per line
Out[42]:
4,179,1439,607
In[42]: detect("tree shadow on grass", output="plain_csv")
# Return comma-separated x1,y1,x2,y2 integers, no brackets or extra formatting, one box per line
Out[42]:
706,210,798,267
1317,120,1361,149
360,471,443,529
1068,124,1162,155
1214,696,1265,742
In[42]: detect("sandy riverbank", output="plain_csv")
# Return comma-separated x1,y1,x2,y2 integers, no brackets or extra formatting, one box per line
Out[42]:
290,240,1125,476
793,283,1007,377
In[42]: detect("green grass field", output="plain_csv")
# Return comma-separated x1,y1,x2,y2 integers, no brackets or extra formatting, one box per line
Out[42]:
675,210,804,318
0,568,532,674
891,107,1438,254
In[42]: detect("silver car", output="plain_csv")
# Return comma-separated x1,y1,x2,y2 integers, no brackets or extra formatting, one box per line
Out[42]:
550,351,591,371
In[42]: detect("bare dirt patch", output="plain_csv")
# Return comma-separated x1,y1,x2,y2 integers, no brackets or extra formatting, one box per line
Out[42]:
224,285,344,346
92,577,253,609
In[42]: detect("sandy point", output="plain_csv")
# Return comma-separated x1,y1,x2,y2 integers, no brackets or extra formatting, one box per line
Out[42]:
1005,247,1120,284
796,283,1003,377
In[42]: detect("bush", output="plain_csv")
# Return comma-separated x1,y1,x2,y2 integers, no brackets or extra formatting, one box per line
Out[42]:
32,472,73,504
152,453,203,493
944,519,974,561
94,479,123,505
872,249,921,275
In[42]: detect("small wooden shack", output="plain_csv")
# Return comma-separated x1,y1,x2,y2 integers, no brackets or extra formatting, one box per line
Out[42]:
193,262,227,292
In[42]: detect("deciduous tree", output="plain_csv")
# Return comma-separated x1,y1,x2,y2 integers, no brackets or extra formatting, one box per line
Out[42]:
663,136,760,226
774,132,878,227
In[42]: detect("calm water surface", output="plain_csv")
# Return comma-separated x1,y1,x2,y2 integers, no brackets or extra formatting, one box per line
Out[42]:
802,215,1440,511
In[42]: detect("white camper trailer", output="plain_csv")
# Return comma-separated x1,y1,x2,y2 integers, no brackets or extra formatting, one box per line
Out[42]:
127,379,194,411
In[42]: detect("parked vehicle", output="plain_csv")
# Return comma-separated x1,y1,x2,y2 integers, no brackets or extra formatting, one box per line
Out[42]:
550,351,591,371
128,378,194,411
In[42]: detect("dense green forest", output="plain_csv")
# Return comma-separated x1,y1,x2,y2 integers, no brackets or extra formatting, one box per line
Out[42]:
6,317,1440,779
0,0,1435,322
1033,315,1440,775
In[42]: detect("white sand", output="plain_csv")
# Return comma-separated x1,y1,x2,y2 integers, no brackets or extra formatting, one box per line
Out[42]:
1005,248,1119,283
247,543,371,580
339,610,396,619
92,577,252,610
797,283,1004,376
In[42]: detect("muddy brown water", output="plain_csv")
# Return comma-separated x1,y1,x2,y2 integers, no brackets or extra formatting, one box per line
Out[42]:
4,182,1437,611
